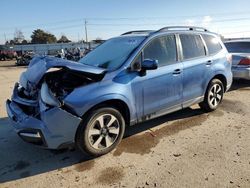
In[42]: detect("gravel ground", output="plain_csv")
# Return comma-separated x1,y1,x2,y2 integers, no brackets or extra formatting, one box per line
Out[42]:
0,61,249,188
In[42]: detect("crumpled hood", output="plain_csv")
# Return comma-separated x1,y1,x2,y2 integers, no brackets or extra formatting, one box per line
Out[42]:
20,56,106,86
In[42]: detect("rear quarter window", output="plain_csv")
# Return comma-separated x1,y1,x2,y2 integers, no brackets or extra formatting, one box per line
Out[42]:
202,34,222,55
179,34,206,60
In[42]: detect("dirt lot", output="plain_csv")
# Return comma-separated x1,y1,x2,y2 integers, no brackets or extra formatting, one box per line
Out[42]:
0,60,249,188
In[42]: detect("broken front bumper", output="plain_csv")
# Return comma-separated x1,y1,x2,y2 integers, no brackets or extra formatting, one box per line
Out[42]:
6,85,82,149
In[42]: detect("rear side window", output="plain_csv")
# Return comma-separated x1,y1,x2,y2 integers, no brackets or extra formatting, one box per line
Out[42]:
224,42,250,53
202,34,222,55
143,35,177,66
179,34,206,60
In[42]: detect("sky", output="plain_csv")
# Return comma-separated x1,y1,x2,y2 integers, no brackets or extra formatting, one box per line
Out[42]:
1,0,250,44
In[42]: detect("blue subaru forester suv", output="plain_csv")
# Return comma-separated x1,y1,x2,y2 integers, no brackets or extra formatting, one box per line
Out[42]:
6,26,232,156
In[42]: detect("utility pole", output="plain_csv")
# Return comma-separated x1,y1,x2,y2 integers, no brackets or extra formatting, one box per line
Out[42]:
84,20,88,43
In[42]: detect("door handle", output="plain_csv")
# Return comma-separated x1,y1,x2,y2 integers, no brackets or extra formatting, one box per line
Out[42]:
206,60,213,66
173,69,181,75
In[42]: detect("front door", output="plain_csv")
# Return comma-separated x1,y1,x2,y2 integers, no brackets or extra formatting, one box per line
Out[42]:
132,34,183,120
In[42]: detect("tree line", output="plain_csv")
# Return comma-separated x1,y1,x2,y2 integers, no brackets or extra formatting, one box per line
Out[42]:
5,29,71,45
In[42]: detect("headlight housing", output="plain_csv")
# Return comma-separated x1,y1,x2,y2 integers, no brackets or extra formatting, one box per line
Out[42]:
41,82,61,107
19,72,28,89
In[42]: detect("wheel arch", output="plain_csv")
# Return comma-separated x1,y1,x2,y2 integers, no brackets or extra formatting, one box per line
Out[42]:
84,99,130,125
204,73,227,94
74,98,131,142
200,74,226,112
211,74,227,92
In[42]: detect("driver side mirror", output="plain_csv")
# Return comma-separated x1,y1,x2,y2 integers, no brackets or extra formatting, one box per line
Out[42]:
141,59,158,71
139,59,158,76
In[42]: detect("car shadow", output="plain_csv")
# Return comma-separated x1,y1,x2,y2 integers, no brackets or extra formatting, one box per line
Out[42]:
229,79,250,92
124,107,204,137
0,107,204,183
0,64,27,68
0,64,17,68
0,117,91,183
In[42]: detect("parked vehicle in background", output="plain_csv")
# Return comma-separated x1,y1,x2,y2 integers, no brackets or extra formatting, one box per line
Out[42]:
0,45,17,61
47,49,65,58
83,47,92,56
224,40,250,80
65,47,81,61
6,26,232,156
16,51,34,66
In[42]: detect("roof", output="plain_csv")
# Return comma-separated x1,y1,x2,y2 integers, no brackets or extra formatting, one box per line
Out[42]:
121,26,212,36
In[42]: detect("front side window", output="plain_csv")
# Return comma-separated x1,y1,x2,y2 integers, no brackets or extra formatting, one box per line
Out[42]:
143,35,177,66
79,36,145,71
202,34,222,55
180,34,206,60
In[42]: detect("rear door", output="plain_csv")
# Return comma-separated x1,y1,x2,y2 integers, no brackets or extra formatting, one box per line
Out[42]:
178,34,208,107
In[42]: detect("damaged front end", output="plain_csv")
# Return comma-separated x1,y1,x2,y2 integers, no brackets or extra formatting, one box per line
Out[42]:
41,68,99,108
6,56,106,149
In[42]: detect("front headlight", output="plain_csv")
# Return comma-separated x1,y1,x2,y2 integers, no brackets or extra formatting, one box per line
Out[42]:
41,82,61,107
19,72,28,89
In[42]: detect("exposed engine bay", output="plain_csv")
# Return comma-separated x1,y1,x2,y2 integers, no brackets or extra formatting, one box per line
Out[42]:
11,56,106,117
44,69,96,100
15,67,104,113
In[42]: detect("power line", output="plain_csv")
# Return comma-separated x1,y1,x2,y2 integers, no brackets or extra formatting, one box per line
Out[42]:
223,30,250,35
2,24,84,37
86,17,250,26
82,10,250,20
1,10,250,31
2,15,250,42
2,16,250,36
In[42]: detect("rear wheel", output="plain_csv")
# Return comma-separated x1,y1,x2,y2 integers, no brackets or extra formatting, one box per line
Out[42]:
76,107,125,156
199,79,224,112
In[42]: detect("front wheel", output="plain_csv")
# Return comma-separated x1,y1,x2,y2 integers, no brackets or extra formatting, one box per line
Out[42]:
199,79,224,112
76,107,125,156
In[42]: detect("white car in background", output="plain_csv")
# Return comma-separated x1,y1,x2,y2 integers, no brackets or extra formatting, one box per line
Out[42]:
224,40,250,80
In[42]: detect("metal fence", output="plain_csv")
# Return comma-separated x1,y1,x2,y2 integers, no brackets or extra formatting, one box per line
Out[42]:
11,42,99,55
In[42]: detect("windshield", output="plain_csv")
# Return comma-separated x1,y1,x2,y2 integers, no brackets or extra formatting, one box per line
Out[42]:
224,42,250,53
79,36,145,70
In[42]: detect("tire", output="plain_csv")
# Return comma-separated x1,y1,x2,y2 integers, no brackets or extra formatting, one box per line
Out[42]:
199,79,224,112
76,107,125,156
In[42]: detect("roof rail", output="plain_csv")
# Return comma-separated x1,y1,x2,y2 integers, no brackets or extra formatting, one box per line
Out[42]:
156,26,209,33
121,30,154,36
